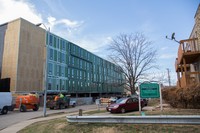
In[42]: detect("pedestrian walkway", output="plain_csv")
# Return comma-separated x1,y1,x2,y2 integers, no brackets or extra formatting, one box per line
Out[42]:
0,105,157,133
0,109,98,133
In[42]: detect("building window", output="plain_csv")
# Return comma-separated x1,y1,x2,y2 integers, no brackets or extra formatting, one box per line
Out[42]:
94,74,96,81
61,66,65,77
69,80,71,88
81,82,83,88
77,70,80,79
48,78,52,90
57,65,60,76
68,56,71,65
56,79,59,90
72,45,75,54
87,72,90,81
77,81,80,87
93,65,95,72
49,35,53,46
77,59,79,67
57,38,60,49
82,61,85,69
61,80,65,90
68,68,70,77
54,50,57,61
57,52,61,62
61,53,65,63
80,49,83,57
72,69,74,78
48,83,51,90
80,60,82,68
72,57,75,65
50,49,53,60
48,63,53,75
53,36,57,48
87,63,89,70
83,71,86,80
72,81,75,88
80,71,82,79
62,41,66,51
78,47,80,56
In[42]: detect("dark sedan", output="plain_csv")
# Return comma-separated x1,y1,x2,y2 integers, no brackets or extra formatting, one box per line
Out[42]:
106,97,144,113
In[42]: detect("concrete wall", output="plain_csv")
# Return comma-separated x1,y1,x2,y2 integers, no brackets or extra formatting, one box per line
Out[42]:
17,19,45,93
1,19,21,92
1,18,46,93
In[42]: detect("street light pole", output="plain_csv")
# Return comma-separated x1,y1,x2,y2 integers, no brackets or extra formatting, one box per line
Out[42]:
36,23,50,117
166,68,171,86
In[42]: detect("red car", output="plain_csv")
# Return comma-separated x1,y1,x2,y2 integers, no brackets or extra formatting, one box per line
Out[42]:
106,97,144,113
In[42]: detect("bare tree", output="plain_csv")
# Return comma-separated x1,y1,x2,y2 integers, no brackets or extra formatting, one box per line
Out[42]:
108,33,157,94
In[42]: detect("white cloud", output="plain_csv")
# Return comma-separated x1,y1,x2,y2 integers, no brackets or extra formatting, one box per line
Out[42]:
0,0,42,24
0,0,107,59
72,35,111,53
46,16,84,34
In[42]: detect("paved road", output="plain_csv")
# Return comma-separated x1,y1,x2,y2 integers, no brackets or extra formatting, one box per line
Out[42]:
0,104,102,130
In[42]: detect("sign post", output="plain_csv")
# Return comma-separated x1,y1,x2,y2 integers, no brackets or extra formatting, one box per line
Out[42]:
139,82,162,114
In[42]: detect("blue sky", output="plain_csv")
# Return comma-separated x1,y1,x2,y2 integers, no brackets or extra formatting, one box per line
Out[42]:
0,0,199,85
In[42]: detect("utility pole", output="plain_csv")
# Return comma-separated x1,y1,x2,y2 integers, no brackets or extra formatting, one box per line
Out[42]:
166,68,171,86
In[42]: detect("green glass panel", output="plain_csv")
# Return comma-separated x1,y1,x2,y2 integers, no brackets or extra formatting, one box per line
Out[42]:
54,36,56,48
54,50,57,61
65,67,68,77
54,64,57,76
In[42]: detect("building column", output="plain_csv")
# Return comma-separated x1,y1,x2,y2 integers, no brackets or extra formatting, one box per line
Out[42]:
177,71,181,88
183,58,187,87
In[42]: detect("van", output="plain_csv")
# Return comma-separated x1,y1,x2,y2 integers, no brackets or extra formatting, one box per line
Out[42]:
0,92,12,114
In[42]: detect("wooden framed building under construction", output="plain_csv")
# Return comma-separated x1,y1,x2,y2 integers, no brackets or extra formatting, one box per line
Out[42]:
175,5,200,88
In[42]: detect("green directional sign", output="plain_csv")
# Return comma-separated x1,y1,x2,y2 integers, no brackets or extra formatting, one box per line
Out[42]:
140,83,160,98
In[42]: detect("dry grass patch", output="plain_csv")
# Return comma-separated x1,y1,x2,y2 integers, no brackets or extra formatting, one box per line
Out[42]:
18,117,200,133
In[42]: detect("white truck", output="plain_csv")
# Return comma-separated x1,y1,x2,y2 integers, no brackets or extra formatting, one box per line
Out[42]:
0,92,12,114
70,100,76,107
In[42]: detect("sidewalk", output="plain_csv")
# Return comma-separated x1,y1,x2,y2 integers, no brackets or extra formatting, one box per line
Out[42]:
0,105,158,133
0,109,98,133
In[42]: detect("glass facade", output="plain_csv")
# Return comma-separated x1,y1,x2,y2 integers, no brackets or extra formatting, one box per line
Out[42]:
46,32,124,94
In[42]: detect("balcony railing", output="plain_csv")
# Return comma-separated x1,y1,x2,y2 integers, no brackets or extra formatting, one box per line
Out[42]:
177,72,200,88
177,38,198,64
175,58,190,72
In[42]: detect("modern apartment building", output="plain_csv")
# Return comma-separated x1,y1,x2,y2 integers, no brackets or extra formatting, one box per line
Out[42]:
0,18,124,97
175,5,200,88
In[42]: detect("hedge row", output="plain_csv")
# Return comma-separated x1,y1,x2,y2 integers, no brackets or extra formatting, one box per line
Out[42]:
162,85,200,109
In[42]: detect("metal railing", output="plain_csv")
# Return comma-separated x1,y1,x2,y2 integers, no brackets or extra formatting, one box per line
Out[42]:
67,115,200,124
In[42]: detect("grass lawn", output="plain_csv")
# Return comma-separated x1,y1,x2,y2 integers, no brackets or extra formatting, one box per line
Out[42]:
18,117,200,133
18,99,200,133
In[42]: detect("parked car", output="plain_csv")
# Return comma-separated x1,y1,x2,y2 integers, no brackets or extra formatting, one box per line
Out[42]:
70,100,76,107
141,98,148,106
108,97,118,104
106,97,144,113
